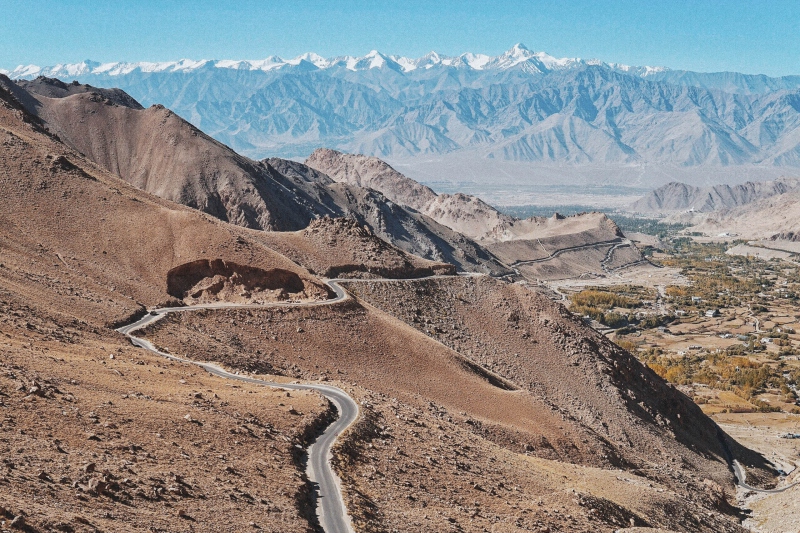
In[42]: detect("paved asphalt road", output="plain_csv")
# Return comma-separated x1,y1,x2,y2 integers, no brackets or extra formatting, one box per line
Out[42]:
733,460,799,494
510,238,624,266
119,272,795,528
717,430,799,495
117,279,356,533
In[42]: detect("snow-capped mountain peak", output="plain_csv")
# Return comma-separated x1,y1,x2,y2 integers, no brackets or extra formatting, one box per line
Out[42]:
9,44,799,176
287,52,329,68
364,50,387,68
460,52,492,70
340,50,402,71
418,51,442,69
4,46,670,79
509,42,532,56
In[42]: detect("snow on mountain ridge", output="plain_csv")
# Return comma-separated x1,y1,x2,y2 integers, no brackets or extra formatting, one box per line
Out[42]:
6,44,669,78
286,52,330,68
13,45,800,174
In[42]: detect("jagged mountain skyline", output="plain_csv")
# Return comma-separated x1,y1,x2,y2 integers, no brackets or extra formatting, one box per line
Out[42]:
8,43,800,189
3,44,674,78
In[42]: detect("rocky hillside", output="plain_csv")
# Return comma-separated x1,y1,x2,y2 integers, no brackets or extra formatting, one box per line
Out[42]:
689,189,800,240
306,148,623,240
306,148,645,279
306,148,516,241
9,76,646,280
141,273,768,533
3,75,508,275
629,178,800,215
0,67,774,533
0,75,347,532
258,216,456,278
264,158,511,275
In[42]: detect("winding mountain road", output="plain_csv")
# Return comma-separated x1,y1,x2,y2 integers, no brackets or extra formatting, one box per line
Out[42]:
117,279,357,533
117,272,792,530
733,460,799,494
716,431,799,495
510,238,623,267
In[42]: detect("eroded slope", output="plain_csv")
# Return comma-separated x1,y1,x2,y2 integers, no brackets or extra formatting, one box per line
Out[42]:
7,76,508,275
138,274,770,532
0,77,338,532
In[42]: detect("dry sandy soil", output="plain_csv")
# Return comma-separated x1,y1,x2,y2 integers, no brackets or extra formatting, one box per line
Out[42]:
0,78,342,532
0,319,331,532
0,76,778,532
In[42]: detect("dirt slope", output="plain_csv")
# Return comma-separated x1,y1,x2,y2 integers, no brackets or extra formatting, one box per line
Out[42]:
7,76,508,274
0,75,773,532
11,77,315,232
16,76,144,108
342,277,768,478
0,83,330,322
0,76,339,532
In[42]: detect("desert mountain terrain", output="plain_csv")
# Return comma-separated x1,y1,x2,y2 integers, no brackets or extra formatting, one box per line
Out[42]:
629,178,800,216
10,76,645,281
305,147,647,279
688,189,800,241
10,44,800,187
0,76,349,531
305,148,517,242
0,74,775,532
6,75,509,276
626,176,800,242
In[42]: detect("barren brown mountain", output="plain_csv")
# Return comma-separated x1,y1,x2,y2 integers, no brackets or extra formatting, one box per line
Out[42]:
306,148,646,279
8,76,508,275
305,148,516,241
0,76,339,532
258,216,455,279
687,189,800,240
0,76,775,532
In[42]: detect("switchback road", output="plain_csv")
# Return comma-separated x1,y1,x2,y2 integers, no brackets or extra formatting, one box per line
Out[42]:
117,279,357,533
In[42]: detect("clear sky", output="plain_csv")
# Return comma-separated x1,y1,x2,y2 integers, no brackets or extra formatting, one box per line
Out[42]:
2,0,799,76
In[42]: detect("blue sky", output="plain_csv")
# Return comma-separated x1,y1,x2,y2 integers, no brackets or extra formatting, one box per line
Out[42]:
2,0,799,76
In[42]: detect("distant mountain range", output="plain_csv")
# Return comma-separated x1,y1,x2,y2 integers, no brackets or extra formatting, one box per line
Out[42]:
8,44,800,184
627,176,800,241
629,178,800,214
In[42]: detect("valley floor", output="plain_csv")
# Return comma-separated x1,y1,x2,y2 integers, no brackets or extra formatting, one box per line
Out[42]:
542,236,800,532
